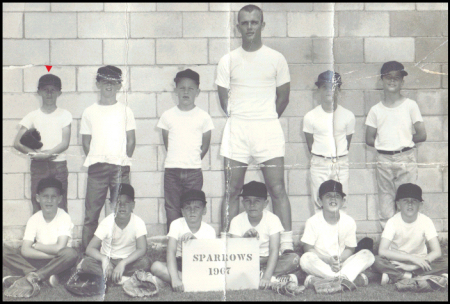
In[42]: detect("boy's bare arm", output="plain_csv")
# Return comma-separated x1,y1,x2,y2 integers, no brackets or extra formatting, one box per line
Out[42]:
261,233,280,284
412,121,427,143
378,237,431,271
21,240,55,259
44,124,71,158
303,243,333,265
82,134,92,156
33,235,70,255
275,83,290,118
304,132,314,154
365,126,377,147
13,126,37,154
167,237,183,291
217,86,229,116
339,246,355,263
162,129,169,151
126,129,136,158
112,235,147,283
200,131,212,159
425,237,442,263
346,134,353,151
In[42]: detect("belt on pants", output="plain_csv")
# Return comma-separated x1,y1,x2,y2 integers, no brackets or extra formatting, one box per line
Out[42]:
377,147,413,155
312,153,347,159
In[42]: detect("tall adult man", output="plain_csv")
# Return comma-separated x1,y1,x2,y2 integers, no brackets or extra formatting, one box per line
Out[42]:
215,5,293,252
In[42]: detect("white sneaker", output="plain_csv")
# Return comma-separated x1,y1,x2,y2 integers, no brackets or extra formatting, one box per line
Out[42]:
48,274,59,287
354,273,369,287
272,274,298,285
380,273,390,286
117,276,130,285
304,275,318,289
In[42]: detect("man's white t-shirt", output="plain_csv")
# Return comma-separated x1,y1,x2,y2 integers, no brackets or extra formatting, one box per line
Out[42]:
365,98,423,151
80,102,136,167
382,212,438,258
157,106,214,168
95,213,147,260
23,208,74,247
229,209,284,257
167,217,216,257
19,108,72,162
301,211,357,257
215,45,290,120
303,105,355,157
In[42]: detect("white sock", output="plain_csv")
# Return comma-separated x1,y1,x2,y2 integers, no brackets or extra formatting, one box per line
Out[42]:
280,231,294,252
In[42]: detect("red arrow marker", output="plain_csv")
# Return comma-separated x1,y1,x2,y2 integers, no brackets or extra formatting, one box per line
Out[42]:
45,65,52,72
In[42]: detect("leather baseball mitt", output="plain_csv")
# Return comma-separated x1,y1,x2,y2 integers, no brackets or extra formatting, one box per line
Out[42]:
65,269,106,297
122,270,158,298
20,128,43,150
313,277,356,294
395,275,448,293
3,272,40,298
272,281,305,297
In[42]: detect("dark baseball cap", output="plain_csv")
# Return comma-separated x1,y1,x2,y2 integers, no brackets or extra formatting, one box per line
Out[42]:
181,189,207,205
37,177,63,195
381,61,408,77
395,183,423,202
38,74,62,91
238,181,267,199
118,183,135,200
174,69,200,86
96,65,122,82
315,70,342,87
319,180,346,198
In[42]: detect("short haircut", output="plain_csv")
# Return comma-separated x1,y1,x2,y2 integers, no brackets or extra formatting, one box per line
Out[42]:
238,4,263,23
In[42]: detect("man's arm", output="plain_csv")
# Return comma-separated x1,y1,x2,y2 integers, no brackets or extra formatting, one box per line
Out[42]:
303,243,333,265
13,126,37,154
126,129,136,158
112,235,147,283
217,86,229,117
166,237,183,291
33,235,70,255
260,233,280,288
412,121,427,144
21,240,55,259
365,126,377,147
275,82,290,118
304,132,314,154
82,134,92,156
162,129,169,151
346,134,353,151
200,131,212,160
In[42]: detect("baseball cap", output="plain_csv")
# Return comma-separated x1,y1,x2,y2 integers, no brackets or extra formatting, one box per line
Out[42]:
38,74,62,91
118,183,135,200
238,181,267,199
315,70,342,87
181,189,207,205
174,69,200,86
381,61,408,77
395,183,423,202
37,177,63,195
319,180,346,198
96,65,122,82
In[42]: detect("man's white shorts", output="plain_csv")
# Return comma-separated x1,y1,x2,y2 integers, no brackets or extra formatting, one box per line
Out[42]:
220,117,285,164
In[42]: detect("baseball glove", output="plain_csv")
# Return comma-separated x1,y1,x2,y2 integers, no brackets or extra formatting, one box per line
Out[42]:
20,128,43,150
314,278,343,295
3,272,40,298
65,269,106,297
272,281,305,297
122,270,159,298
395,275,448,293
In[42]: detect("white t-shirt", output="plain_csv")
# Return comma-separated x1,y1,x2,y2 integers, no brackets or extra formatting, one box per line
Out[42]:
80,102,136,167
382,212,438,258
215,45,290,120
301,211,357,258
303,105,355,157
229,209,284,257
95,213,147,259
365,98,423,151
157,106,214,168
19,108,72,162
167,217,216,257
23,208,74,247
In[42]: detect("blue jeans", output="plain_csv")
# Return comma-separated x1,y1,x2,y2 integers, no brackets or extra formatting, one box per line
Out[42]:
164,168,203,231
30,160,68,214
81,163,130,250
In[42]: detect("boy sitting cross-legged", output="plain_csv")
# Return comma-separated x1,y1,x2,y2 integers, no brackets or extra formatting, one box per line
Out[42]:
229,181,302,290
372,183,448,285
300,180,375,291
151,189,216,292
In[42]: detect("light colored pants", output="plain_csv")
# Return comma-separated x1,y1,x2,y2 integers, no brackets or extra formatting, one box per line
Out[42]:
310,155,349,213
376,149,418,228
300,250,375,282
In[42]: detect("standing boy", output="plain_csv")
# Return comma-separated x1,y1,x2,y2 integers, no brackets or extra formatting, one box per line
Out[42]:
365,61,427,228
80,65,136,250
157,69,214,231
13,74,72,214
300,180,375,290
372,183,447,285
3,177,78,298
303,71,355,213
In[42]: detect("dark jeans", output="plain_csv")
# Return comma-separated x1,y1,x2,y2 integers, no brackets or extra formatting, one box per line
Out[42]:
2,245,78,280
78,255,151,277
81,163,130,250
30,160,68,214
164,168,203,231
260,252,301,277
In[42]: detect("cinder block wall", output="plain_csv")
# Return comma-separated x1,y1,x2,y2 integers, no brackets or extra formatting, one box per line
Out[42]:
3,3,448,247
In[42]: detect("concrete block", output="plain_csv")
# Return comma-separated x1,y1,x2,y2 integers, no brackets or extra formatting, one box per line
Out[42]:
3,12,23,38
367,194,379,221
3,93,40,119
3,147,29,173
416,3,448,10
131,66,180,92
131,12,182,38
285,143,310,168
78,13,128,38
348,169,376,194
290,64,336,90
444,115,449,142
356,221,382,233
443,64,448,88
364,38,415,63
391,12,442,37
77,173,87,199
77,66,130,92
209,92,227,118
262,3,313,11
351,117,366,144
288,117,305,143
333,38,364,63
415,38,448,64
3,40,49,65
400,63,441,89
3,200,32,226
53,92,97,119
51,40,102,65
432,219,444,232
132,171,164,198
68,199,85,225
444,219,448,232
312,38,334,63
203,171,225,197
51,3,103,11
3,226,25,242
24,66,76,92
288,169,310,195
335,3,364,10
443,13,448,37
291,196,313,222
104,3,156,11
65,146,87,173
209,3,262,11
210,144,224,171
3,3,50,11
338,12,389,37
421,193,448,219
3,174,24,199
365,3,415,10
156,3,208,11
2,68,22,93
283,90,314,117
131,145,158,172
345,194,367,220
288,12,335,37
422,116,446,142
314,3,335,11
183,12,232,37
25,13,76,38
134,198,159,224
135,119,161,145
348,143,366,169
417,142,448,164
117,92,157,119
208,38,241,65
157,145,166,172
202,150,211,171
156,39,208,64
211,197,222,224
210,118,227,144
335,64,383,90
156,92,208,117
265,38,312,64
339,90,365,116
2,119,19,147
147,224,167,237
416,90,448,115
104,39,156,65
417,167,443,193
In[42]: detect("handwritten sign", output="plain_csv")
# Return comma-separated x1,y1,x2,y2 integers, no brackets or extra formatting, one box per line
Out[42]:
182,238,260,292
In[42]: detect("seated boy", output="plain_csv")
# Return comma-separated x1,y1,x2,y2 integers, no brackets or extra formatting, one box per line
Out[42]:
151,189,216,292
228,181,301,289
300,180,375,289
372,183,448,285
77,183,151,285
3,177,78,298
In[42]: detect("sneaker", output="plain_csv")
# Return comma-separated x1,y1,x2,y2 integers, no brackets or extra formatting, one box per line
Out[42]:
354,273,369,287
273,274,298,285
26,272,40,284
304,275,320,289
380,273,391,286
48,274,59,287
2,276,21,289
